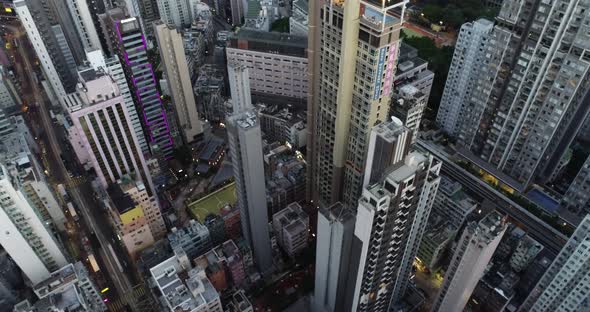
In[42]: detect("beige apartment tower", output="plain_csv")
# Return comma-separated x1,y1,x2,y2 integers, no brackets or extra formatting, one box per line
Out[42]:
154,22,204,144
307,0,408,209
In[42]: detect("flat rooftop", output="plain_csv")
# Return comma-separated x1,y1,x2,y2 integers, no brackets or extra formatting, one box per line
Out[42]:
231,28,307,49
107,184,136,214
33,264,77,298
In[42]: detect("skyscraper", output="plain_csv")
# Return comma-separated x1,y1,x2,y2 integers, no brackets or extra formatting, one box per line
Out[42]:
154,22,204,143
314,202,357,312
436,0,590,189
156,0,201,28
561,154,590,215
136,0,162,35
66,68,156,195
111,17,175,159
15,0,79,105
226,66,272,274
352,148,441,312
229,0,244,26
518,215,590,311
362,118,412,189
436,18,495,137
227,64,252,113
391,85,426,143
0,68,17,109
307,0,407,209
431,211,507,312
86,49,149,154
66,0,103,52
0,164,67,284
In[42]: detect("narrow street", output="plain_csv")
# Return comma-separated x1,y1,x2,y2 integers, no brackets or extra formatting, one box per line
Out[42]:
3,22,143,309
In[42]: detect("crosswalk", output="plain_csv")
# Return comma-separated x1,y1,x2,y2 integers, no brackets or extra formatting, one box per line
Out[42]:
67,175,86,188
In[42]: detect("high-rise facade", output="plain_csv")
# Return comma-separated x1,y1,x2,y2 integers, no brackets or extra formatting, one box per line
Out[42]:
103,183,156,258
431,211,507,312
518,215,590,312
0,69,17,109
156,0,200,28
313,202,357,312
0,164,67,284
66,68,156,195
120,177,167,239
226,66,272,274
0,116,67,231
227,110,273,274
394,42,434,101
362,118,412,189
308,0,407,209
66,0,103,52
561,154,590,215
229,0,244,26
28,262,106,312
390,85,426,143
14,0,78,105
86,49,150,154
436,0,590,189
352,149,441,312
431,175,478,229
112,17,175,159
436,18,495,136
154,22,203,143
136,0,162,36
227,64,252,113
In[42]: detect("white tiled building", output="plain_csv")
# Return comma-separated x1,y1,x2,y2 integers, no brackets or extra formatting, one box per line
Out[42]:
150,249,223,312
272,202,309,257
431,211,507,312
66,68,156,195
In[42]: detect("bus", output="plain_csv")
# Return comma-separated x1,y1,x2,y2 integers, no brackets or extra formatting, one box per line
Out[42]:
87,254,100,273
67,202,78,221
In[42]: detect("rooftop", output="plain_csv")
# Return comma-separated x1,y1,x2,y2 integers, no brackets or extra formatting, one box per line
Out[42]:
230,110,259,130
274,203,308,227
198,139,225,161
33,264,77,299
107,184,137,214
229,28,307,51
227,290,253,312
423,213,457,245
188,182,237,222
373,117,410,142
438,176,478,212
319,202,355,223
477,210,507,240
151,255,220,312
257,103,306,126
168,220,210,244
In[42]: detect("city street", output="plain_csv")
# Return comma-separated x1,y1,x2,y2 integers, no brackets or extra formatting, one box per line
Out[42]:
2,22,141,308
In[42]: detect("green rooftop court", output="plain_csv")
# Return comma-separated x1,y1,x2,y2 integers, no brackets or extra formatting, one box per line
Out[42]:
188,182,237,222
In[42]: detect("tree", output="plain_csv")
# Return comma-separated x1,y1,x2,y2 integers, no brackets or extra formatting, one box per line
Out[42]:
402,33,455,120
443,5,465,29
422,4,444,23
271,17,290,33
